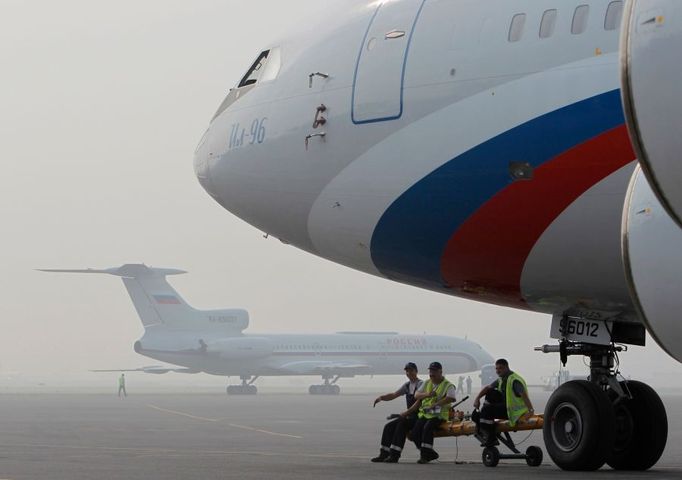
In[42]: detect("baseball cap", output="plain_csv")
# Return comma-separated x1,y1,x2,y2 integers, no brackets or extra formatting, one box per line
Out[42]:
404,362,418,371
428,361,443,370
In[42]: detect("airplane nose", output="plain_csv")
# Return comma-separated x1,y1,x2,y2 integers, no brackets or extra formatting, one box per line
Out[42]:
193,129,217,198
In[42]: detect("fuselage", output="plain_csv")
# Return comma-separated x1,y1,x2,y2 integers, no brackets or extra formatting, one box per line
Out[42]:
195,1,637,324
136,331,493,377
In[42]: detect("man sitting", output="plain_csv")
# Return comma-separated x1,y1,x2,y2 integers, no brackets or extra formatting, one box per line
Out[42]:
473,358,534,446
370,362,424,463
410,362,456,464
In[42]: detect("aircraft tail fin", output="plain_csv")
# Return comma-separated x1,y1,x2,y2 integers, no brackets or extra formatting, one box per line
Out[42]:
41,264,249,332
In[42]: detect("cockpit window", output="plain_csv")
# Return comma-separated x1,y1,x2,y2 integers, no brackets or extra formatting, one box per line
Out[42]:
236,48,282,88
212,47,282,122
238,50,270,88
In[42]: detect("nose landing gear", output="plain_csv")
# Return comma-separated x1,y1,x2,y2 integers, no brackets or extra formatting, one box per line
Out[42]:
607,380,668,470
537,340,667,470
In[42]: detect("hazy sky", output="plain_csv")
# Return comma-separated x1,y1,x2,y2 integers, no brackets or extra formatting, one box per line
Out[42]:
1,0,680,387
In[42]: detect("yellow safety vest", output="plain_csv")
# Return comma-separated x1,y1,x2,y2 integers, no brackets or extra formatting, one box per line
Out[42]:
418,379,453,420
497,372,528,427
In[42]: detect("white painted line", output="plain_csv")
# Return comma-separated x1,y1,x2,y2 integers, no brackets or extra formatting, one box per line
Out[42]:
146,404,219,423
146,404,303,439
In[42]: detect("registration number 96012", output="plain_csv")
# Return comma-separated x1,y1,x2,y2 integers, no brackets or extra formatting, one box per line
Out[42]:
550,315,613,345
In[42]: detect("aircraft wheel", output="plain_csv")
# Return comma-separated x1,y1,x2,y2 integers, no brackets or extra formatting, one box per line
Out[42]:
247,385,258,395
482,446,500,467
525,446,543,467
309,385,318,395
332,385,341,395
543,380,615,470
226,385,234,395
607,381,667,470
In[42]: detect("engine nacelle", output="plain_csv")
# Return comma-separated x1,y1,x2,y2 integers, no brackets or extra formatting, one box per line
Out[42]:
208,337,273,360
621,0,682,227
622,167,682,362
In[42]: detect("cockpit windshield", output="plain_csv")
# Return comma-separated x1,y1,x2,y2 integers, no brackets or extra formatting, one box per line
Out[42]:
237,48,281,88
212,48,281,122
238,50,270,87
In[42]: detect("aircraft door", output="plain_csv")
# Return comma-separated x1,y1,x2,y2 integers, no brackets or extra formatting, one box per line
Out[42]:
352,0,425,124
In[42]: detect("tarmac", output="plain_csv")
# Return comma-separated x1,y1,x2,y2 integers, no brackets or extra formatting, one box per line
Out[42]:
1,390,681,480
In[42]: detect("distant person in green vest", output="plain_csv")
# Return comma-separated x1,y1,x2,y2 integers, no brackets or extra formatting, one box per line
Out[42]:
472,358,534,447
409,362,456,464
118,373,127,398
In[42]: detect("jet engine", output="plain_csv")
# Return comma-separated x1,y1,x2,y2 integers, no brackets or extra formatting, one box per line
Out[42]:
621,0,682,227
621,1,682,363
622,167,682,363
208,337,273,360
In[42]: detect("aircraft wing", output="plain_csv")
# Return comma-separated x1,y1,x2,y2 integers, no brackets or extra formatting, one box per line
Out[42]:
277,361,371,376
90,365,199,375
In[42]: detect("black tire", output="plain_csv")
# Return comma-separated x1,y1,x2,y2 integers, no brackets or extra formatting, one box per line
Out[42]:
309,385,318,395
607,380,667,470
525,446,543,467
482,446,500,467
332,385,341,395
543,380,615,470
226,385,232,395
248,385,258,395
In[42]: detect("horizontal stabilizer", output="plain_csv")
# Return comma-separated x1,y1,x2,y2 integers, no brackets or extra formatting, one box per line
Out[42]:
38,264,187,278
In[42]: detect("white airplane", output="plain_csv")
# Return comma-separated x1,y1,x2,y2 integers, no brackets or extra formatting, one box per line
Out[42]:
192,0,681,471
41,264,493,395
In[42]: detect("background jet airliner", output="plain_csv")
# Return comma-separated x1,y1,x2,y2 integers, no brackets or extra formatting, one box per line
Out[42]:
192,0,681,471
41,264,493,395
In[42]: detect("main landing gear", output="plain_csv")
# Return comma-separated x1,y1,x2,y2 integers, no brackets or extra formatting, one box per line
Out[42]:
226,375,258,395
309,375,341,395
536,340,667,471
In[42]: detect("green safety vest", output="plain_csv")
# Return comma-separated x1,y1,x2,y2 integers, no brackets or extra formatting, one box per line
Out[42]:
418,378,453,420
497,372,528,427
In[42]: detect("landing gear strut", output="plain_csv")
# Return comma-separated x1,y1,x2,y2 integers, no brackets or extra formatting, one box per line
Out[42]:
309,375,341,395
536,340,667,470
226,375,258,395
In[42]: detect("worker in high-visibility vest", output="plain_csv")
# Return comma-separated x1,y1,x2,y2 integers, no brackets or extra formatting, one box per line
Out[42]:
473,358,534,447
409,362,456,464
118,373,127,398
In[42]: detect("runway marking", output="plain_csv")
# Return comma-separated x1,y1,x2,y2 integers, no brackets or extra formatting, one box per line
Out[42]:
146,404,220,423
146,404,303,439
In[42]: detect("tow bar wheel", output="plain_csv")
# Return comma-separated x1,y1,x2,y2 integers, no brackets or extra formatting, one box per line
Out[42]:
525,446,543,467
482,446,500,467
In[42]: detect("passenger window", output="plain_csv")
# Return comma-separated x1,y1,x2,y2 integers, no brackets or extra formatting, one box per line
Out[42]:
604,1,624,31
572,5,590,35
508,13,527,42
540,9,557,39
